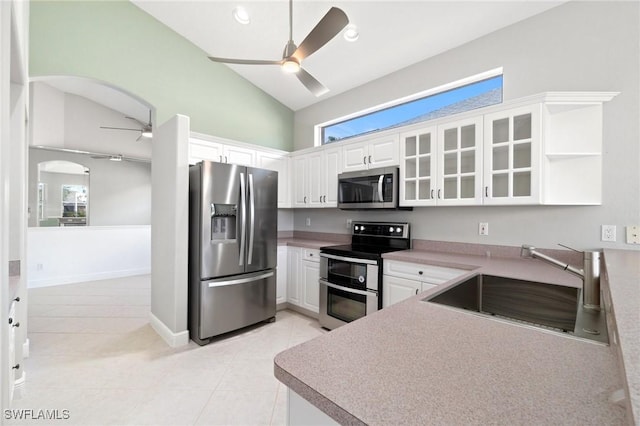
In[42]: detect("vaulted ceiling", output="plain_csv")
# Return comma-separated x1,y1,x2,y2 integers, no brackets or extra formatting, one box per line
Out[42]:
132,1,566,111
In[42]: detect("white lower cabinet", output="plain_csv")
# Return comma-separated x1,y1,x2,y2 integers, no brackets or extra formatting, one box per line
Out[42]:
286,246,320,314
383,275,430,307
277,245,288,305
382,260,466,308
300,250,320,313
286,247,301,306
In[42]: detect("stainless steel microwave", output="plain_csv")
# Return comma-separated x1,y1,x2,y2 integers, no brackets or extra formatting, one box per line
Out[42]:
337,167,400,209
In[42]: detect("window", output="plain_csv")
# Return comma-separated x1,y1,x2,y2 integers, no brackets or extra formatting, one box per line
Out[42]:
318,70,503,145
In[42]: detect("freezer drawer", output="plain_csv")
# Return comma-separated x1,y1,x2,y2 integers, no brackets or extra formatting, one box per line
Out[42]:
197,270,276,341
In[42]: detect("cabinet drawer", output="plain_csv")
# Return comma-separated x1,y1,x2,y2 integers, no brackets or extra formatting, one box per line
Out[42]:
302,249,320,263
383,260,465,284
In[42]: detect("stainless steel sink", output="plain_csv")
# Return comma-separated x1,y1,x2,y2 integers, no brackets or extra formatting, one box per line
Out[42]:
424,274,608,344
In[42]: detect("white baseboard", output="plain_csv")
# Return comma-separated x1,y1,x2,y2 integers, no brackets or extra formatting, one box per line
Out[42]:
149,312,189,348
22,338,29,358
28,268,151,288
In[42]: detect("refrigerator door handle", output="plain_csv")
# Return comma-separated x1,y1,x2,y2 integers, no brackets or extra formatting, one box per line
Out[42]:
239,172,246,266
207,271,274,288
248,173,255,265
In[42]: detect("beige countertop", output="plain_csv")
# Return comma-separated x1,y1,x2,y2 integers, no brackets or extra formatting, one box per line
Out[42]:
277,238,336,250
274,247,638,425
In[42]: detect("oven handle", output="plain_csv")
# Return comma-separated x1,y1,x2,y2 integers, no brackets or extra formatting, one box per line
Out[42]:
320,253,378,265
320,279,374,297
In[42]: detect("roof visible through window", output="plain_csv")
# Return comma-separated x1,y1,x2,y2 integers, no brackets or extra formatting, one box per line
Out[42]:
321,75,503,144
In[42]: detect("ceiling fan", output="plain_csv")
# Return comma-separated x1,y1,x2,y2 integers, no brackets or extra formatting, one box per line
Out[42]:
100,111,153,141
208,0,349,97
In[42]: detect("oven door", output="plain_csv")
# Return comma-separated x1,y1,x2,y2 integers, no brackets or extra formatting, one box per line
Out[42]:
319,280,378,330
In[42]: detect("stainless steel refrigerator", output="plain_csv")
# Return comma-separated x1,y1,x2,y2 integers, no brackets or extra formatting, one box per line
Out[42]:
188,160,277,345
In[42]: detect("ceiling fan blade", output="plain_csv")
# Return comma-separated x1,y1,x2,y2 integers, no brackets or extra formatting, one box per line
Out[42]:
208,56,283,66
292,7,348,62
296,67,329,97
100,126,143,132
125,116,147,127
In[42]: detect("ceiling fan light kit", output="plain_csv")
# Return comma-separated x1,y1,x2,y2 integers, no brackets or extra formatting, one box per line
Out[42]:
208,0,348,96
99,110,153,141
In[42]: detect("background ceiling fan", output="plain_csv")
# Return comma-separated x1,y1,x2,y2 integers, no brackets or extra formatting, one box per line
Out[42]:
100,111,153,141
208,0,348,97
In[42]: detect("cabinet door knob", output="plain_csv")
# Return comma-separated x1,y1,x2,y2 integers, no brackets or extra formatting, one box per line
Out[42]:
430,189,434,199
415,289,419,295
303,196,307,203
368,155,372,164
485,186,489,197
363,156,367,165
437,189,442,199
12,364,19,370
418,271,423,275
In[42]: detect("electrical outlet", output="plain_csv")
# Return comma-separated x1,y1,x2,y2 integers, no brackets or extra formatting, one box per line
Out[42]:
346,219,352,229
305,217,311,227
36,263,43,271
626,225,640,244
478,222,489,236
601,225,616,242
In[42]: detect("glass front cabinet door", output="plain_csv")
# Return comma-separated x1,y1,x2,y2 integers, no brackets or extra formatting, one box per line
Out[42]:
436,117,483,206
483,105,541,205
400,126,437,206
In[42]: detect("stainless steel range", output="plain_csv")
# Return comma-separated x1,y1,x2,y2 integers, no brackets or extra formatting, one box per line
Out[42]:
319,222,410,330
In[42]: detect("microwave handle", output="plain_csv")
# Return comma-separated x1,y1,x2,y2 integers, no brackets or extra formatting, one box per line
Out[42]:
377,175,384,202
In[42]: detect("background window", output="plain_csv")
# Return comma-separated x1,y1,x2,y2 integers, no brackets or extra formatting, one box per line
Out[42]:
321,74,503,144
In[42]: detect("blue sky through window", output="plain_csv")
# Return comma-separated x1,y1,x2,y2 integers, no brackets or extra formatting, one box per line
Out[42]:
322,75,503,143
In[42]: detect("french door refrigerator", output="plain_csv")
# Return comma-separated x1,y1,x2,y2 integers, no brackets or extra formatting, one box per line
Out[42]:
189,160,277,345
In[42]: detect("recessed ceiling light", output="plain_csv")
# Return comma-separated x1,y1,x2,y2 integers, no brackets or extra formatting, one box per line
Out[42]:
343,24,359,42
232,6,250,25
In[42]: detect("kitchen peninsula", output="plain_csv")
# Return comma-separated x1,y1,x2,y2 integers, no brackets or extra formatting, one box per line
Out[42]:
274,245,638,425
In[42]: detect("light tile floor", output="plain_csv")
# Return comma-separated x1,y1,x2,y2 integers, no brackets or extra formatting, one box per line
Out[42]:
10,275,326,425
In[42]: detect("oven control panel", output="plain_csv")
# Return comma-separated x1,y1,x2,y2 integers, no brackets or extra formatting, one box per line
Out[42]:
352,222,410,239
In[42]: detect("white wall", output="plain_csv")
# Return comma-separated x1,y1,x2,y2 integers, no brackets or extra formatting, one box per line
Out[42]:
150,114,189,346
27,226,151,288
292,1,640,251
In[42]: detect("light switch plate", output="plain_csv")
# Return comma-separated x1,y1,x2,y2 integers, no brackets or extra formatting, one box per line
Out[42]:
626,226,640,244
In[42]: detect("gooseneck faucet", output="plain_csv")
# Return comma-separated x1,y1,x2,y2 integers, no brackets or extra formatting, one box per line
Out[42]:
520,245,601,310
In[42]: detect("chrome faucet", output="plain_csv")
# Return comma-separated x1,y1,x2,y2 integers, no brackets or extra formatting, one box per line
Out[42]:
520,244,601,310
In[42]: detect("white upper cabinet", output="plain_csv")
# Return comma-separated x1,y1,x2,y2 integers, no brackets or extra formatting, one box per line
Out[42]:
341,134,399,172
436,116,483,206
257,151,290,208
483,105,541,205
398,92,617,207
400,126,438,206
189,137,224,165
224,144,256,167
292,146,342,208
189,136,255,166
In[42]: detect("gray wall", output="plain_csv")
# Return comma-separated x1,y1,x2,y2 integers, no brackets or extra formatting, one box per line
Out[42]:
292,1,640,251
28,149,151,227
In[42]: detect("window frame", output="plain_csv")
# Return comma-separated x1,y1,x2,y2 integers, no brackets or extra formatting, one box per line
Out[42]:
315,68,503,147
